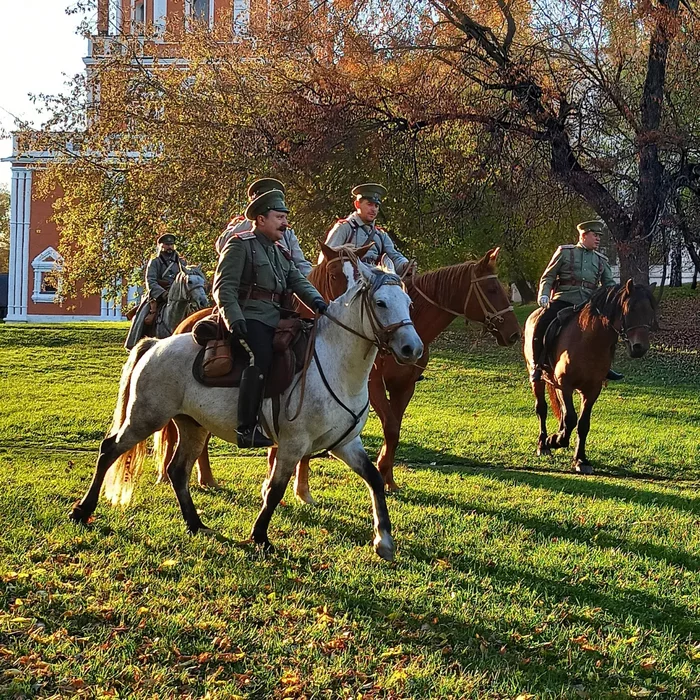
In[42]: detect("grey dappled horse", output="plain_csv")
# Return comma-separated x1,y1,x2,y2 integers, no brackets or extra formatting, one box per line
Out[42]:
156,267,209,337
71,258,423,561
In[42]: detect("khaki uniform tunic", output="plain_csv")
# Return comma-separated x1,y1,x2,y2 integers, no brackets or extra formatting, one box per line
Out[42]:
213,231,324,330
145,253,185,300
321,212,410,274
216,217,312,277
538,243,616,305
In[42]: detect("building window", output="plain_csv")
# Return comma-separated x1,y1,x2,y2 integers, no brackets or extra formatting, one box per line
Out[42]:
133,0,145,33
31,247,63,304
233,0,249,34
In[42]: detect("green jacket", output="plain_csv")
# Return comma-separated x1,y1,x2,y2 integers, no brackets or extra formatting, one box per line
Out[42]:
213,230,324,329
538,243,616,305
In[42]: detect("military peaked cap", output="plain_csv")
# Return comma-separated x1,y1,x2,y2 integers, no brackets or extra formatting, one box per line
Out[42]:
157,233,176,245
577,220,605,235
244,189,289,221
352,183,387,204
247,178,285,200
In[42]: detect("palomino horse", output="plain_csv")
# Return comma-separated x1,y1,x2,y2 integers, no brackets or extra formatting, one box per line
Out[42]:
523,280,657,474
154,243,372,492
70,258,423,560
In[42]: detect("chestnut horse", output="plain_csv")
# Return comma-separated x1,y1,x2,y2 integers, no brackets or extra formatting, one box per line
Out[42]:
154,242,372,498
158,246,521,497
523,280,657,474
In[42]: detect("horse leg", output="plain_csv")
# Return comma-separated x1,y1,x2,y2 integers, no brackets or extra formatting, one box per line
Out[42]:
332,437,394,561
261,446,277,500
546,388,577,450
369,372,400,491
167,416,211,534
380,382,417,488
155,421,178,485
293,456,315,505
532,379,550,456
195,434,218,488
251,447,297,552
573,385,601,475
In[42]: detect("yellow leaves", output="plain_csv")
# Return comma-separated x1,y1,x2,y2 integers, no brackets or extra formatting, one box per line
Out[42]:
515,694,536,700
158,558,179,571
137,606,150,616
279,669,303,698
571,635,601,653
1,571,29,583
639,657,657,671
315,605,334,625
380,645,405,659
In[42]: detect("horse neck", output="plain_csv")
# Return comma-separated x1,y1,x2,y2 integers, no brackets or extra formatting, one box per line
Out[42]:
316,295,378,395
576,304,620,354
410,263,476,344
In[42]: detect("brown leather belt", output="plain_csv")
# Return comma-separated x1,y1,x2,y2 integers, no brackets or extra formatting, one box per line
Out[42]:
240,288,281,303
559,277,596,290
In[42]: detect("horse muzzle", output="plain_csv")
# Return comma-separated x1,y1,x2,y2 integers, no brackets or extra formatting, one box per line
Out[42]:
389,327,424,365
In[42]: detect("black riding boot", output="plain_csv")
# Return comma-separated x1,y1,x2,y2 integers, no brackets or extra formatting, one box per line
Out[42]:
237,365,274,448
606,368,624,381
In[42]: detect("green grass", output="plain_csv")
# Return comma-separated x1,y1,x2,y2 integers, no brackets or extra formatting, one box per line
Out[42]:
1,323,700,699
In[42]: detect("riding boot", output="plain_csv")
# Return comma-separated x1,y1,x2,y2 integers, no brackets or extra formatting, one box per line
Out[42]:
237,364,274,448
606,368,624,381
530,334,545,382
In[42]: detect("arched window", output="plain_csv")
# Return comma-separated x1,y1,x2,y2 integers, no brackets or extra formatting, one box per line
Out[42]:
31,247,63,304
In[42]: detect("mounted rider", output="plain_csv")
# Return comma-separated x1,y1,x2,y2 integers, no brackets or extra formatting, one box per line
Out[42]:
124,233,187,350
320,183,414,276
216,178,313,277
212,189,328,449
530,220,622,382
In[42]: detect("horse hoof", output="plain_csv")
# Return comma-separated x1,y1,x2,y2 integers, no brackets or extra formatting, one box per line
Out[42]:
384,481,401,493
198,479,220,489
69,503,91,525
537,445,551,457
295,492,316,506
573,460,593,475
373,533,395,562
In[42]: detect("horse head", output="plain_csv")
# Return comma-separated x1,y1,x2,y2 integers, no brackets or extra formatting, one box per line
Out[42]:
465,247,521,347
317,241,375,301
618,279,658,358
183,267,209,310
335,255,423,365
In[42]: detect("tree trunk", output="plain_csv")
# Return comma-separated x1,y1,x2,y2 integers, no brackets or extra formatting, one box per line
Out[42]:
670,236,682,287
617,237,651,285
513,276,536,303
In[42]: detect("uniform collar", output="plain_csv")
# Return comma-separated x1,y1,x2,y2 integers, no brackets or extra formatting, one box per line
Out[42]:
253,230,275,247
576,242,594,252
348,211,375,230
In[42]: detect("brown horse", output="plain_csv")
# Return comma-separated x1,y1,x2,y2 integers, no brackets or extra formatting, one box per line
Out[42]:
523,280,658,474
154,242,372,498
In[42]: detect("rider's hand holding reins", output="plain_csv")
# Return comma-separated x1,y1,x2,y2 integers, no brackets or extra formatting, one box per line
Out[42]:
314,299,328,315
232,319,248,340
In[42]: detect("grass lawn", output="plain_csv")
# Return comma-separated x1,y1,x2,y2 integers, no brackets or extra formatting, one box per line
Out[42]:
1,321,699,699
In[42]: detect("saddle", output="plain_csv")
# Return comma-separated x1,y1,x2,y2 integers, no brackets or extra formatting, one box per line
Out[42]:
542,305,579,367
191,312,312,398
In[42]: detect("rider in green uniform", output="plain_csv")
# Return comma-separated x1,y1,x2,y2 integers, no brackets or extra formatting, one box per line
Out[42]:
212,189,327,448
530,220,622,382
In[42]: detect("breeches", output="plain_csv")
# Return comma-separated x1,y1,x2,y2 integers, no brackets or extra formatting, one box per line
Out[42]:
533,300,573,364
238,320,275,380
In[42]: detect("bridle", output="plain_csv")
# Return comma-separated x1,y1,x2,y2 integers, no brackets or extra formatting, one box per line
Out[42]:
322,272,415,357
412,268,514,334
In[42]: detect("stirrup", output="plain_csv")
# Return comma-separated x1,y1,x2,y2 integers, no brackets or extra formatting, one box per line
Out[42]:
606,368,624,381
237,425,274,448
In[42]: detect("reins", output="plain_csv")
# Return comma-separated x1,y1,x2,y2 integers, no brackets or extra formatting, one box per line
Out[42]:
412,268,514,333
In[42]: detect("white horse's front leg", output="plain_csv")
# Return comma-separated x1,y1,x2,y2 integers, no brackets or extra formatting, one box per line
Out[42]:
251,447,300,552
331,438,394,561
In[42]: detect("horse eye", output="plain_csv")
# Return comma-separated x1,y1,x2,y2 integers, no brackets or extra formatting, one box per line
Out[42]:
376,300,387,308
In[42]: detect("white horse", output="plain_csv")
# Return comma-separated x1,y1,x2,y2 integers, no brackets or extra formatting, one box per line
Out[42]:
70,257,423,561
158,267,209,337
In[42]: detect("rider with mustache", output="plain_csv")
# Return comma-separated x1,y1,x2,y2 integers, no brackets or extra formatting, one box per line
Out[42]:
213,189,328,448
216,178,313,277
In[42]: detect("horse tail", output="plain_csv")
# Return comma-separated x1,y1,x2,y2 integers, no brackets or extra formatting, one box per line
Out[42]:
546,382,562,423
102,338,158,507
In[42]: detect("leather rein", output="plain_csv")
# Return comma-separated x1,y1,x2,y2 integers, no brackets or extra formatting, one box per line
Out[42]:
411,269,513,334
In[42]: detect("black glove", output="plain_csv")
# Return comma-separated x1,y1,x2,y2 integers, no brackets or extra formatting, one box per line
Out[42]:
313,299,328,315
231,319,248,340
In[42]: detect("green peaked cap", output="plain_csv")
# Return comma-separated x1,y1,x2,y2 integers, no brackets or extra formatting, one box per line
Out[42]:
157,233,176,245
352,182,387,204
244,189,289,221
247,178,285,200
577,220,605,234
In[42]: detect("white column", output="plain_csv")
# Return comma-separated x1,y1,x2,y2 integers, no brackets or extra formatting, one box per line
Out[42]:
6,168,31,321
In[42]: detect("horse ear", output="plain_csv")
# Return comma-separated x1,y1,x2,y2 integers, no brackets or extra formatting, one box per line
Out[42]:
356,258,374,286
475,249,493,272
380,254,396,274
320,241,338,261
356,242,374,259
625,278,634,295
489,247,501,263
